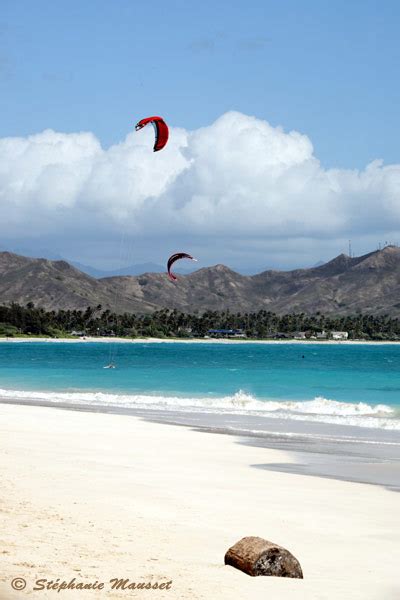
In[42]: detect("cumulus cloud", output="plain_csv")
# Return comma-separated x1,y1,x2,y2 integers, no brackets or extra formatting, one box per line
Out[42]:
0,111,399,269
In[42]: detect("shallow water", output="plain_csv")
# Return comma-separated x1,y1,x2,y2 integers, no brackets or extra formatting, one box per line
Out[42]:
1,341,400,431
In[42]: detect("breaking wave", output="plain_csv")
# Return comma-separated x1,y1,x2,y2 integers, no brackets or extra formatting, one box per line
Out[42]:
0,388,399,430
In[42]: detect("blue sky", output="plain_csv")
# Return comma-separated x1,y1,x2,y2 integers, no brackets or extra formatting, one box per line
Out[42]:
1,0,400,272
2,0,399,168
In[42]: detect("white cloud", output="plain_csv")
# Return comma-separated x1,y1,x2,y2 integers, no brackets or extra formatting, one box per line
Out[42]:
0,111,399,268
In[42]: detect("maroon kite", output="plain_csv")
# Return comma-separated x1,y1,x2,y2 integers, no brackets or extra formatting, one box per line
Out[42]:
167,253,197,281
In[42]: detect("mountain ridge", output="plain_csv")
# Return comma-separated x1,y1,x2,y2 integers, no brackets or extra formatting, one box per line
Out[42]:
1,247,400,316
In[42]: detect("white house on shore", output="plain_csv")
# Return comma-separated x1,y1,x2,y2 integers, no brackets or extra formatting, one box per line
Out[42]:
316,330,328,339
331,331,349,340
293,332,307,339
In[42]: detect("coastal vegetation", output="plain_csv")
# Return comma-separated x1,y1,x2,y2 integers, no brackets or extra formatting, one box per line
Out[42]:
1,303,400,340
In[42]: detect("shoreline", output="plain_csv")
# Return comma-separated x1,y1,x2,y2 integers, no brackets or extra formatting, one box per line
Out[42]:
1,335,400,345
0,402,399,600
1,396,399,490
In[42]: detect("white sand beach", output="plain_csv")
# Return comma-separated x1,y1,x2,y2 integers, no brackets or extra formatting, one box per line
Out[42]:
0,403,399,600
1,336,400,345
0,405,400,600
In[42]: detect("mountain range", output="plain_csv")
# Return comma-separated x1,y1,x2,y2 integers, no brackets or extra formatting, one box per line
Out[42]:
1,246,400,316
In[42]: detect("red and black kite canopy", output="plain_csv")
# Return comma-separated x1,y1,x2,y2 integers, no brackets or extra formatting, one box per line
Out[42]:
167,253,197,281
135,116,169,152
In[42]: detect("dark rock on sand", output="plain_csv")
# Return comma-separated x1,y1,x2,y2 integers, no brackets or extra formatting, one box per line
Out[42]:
224,536,303,578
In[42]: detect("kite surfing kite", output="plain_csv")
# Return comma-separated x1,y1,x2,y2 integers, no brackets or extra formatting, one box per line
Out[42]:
167,253,197,281
135,116,169,152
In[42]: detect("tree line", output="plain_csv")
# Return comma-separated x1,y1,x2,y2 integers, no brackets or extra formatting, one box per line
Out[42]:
1,303,400,340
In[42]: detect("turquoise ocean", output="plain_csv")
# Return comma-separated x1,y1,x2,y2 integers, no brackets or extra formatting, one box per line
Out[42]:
0,341,400,432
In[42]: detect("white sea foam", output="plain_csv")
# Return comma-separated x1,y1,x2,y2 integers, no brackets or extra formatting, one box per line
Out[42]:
0,388,399,430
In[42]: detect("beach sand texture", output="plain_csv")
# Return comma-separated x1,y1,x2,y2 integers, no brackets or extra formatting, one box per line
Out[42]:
2,336,400,344
0,403,399,600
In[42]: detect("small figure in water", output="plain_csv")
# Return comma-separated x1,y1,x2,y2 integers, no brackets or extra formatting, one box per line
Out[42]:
103,363,116,369
301,355,305,359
